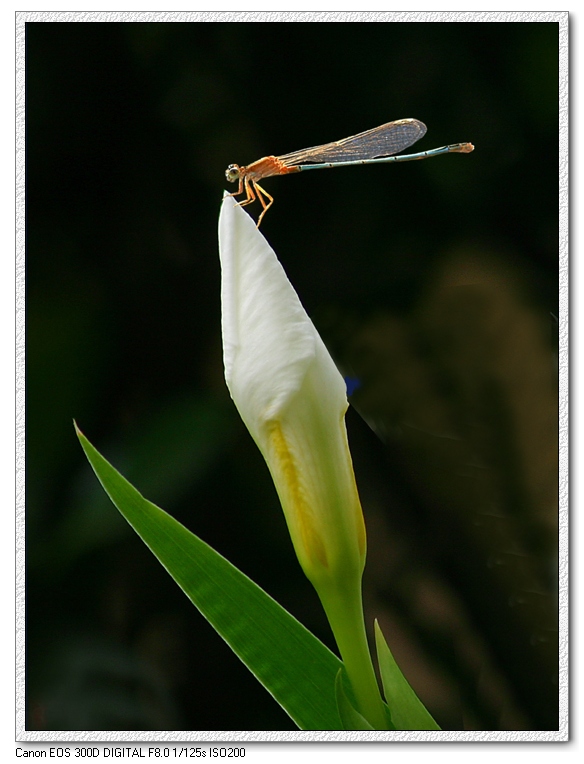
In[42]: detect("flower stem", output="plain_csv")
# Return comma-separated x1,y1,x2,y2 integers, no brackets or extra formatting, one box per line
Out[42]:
319,581,388,730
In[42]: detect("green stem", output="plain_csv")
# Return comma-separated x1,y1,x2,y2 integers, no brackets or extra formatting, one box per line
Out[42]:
319,580,388,730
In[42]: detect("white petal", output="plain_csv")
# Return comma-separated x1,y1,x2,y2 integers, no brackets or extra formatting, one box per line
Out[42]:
218,194,365,586
219,194,347,434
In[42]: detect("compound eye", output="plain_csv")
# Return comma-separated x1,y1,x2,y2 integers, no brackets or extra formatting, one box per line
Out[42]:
225,164,240,183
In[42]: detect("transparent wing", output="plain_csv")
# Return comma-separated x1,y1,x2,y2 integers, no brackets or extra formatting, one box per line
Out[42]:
278,119,427,167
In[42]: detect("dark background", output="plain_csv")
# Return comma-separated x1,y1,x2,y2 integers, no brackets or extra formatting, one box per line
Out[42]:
26,20,559,732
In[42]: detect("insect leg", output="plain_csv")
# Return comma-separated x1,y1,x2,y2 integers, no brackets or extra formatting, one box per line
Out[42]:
236,176,257,208
226,176,245,200
253,181,274,227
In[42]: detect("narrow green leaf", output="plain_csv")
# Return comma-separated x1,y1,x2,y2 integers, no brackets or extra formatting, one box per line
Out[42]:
334,670,375,731
75,424,344,731
374,620,441,731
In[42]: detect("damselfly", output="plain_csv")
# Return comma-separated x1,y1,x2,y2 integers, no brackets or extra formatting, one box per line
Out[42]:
225,118,474,227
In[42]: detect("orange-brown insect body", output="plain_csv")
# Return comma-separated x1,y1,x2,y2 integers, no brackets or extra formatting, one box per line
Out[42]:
225,156,300,227
241,156,301,181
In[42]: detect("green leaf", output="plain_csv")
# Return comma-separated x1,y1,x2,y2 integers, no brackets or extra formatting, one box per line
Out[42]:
334,669,396,731
374,620,441,731
334,669,375,730
75,423,344,731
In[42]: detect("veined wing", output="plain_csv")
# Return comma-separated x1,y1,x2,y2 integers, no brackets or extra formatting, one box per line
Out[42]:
277,119,427,167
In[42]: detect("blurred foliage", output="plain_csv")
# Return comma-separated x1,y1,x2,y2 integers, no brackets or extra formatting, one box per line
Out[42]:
26,20,559,731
